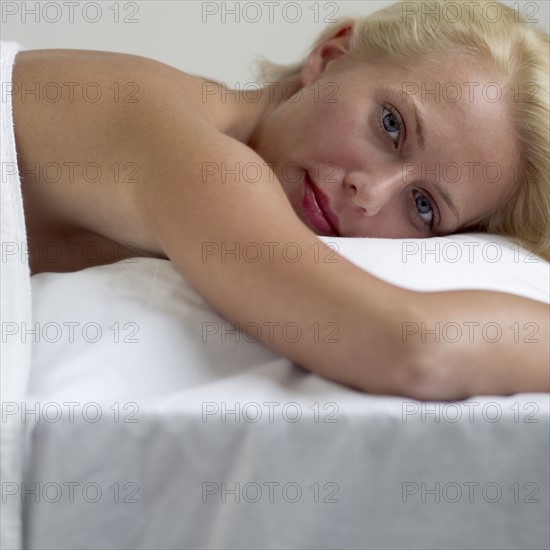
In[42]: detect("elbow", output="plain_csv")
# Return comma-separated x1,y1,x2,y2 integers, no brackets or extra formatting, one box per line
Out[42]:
385,301,438,400
391,342,435,400
331,289,473,400
355,324,433,400
353,298,434,399
397,346,445,401
383,298,472,401
391,291,474,401
399,341,473,402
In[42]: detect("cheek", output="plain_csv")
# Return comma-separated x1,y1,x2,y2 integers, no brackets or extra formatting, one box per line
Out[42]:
313,96,368,147
255,89,364,174
255,102,308,159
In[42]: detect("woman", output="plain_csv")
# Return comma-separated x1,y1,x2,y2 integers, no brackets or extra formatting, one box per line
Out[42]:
5,0,549,400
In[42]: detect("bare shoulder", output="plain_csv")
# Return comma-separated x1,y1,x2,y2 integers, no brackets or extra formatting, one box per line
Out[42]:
12,48,207,104
11,48,228,272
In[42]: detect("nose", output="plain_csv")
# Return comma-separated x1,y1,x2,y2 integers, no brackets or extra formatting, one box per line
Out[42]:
345,171,403,216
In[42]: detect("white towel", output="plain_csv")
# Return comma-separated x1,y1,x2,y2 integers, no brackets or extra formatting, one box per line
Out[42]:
1,40,30,550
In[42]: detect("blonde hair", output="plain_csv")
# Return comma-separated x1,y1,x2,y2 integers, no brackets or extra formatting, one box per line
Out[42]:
253,0,550,262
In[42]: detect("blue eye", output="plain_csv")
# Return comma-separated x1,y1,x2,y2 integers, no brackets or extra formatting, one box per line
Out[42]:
377,104,402,148
413,190,440,230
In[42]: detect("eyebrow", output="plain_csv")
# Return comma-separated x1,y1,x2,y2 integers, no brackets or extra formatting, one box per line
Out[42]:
432,181,461,227
407,95,426,152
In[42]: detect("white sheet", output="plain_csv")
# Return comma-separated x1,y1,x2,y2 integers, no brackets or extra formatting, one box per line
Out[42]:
21,234,550,549
0,40,31,550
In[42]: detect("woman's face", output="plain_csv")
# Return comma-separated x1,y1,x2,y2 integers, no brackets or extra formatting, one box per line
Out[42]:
250,31,520,238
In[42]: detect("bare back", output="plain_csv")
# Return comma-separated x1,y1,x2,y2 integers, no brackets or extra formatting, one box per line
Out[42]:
12,49,229,273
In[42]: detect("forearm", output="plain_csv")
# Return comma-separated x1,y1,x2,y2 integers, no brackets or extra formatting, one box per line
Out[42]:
407,290,550,400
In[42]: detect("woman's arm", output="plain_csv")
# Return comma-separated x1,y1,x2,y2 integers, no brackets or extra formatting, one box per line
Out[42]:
130,108,548,400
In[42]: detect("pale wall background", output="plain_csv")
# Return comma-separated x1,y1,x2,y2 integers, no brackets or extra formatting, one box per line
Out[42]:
1,1,549,85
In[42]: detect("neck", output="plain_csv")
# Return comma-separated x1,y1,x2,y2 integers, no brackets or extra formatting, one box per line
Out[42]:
221,74,302,149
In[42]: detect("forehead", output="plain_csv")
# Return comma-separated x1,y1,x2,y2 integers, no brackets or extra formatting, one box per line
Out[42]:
344,55,517,157
397,57,516,153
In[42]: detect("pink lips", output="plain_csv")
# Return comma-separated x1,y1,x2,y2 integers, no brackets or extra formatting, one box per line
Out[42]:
301,171,340,236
